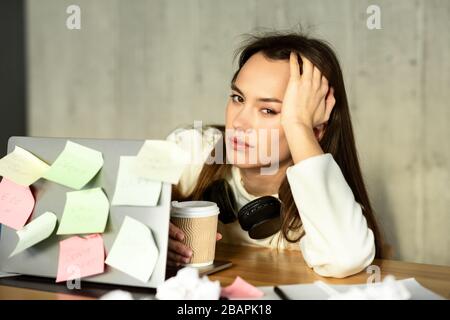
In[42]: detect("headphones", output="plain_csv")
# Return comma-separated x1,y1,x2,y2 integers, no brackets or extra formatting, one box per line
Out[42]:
202,179,282,239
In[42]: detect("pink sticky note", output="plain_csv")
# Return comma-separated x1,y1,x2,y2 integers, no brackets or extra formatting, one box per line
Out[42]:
56,234,105,283
0,178,35,230
220,276,265,299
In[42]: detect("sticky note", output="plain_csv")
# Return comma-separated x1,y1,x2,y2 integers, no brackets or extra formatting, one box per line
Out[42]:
56,234,105,283
0,146,50,186
112,156,162,207
105,216,158,283
220,276,264,299
44,141,104,190
133,140,189,185
9,211,57,257
0,178,35,230
57,188,109,235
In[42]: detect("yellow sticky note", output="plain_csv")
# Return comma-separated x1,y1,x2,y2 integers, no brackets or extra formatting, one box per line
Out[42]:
9,211,57,257
44,141,104,190
57,188,109,235
112,156,162,207
133,140,189,184
105,216,158,283
0,146,50,186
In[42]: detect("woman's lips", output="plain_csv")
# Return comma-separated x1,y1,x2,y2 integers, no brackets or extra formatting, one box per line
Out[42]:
229,136,253,150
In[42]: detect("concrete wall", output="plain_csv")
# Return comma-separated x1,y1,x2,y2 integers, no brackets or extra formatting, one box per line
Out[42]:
26,0,450,266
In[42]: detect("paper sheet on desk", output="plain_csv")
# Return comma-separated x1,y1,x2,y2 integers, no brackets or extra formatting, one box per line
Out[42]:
43,141,103,190
247,279,445,300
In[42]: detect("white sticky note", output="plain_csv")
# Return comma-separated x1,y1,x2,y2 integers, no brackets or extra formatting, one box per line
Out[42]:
112,156,162,207
10,211,57,257
133,140,189,185
105,216,159,283
0,146,50,186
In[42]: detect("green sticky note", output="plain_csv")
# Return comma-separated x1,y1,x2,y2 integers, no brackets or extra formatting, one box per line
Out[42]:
44,141,104,190
57,188,109,235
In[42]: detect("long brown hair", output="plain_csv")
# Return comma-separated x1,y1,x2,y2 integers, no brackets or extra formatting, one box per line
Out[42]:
172,31,383,258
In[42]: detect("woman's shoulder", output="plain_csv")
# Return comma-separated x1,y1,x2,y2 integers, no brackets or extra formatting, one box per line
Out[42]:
166,124,223,196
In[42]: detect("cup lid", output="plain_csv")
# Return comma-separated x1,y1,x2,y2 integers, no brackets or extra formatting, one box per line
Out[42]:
170,201,220,218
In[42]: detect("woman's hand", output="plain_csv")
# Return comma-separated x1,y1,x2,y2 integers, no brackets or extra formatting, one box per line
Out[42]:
280,52,336,164
167,221,222,267
280,52,336,130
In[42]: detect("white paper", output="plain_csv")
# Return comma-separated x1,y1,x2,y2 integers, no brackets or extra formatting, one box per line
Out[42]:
105,216,159,283
252,277,445,300
112,156,162,206
133,140,189,185
9,211,57,257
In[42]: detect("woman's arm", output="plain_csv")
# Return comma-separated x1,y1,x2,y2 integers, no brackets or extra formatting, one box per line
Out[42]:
281,52,375,277
286,154,376,278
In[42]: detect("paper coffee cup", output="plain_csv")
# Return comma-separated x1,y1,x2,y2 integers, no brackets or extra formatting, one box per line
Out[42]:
170,201,219,267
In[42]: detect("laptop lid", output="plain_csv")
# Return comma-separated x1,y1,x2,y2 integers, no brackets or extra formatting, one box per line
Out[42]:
0,136,171,289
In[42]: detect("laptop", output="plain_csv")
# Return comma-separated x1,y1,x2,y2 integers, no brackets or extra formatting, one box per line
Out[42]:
0,136,231,292
0,136,171,288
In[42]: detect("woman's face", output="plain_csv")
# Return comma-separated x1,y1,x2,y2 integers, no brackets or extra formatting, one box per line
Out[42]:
225,52,292,171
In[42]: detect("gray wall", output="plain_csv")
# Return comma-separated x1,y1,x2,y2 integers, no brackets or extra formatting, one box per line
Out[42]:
26,0,449,266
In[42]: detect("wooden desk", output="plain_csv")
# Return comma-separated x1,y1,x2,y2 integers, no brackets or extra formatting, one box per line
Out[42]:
1,243,449,299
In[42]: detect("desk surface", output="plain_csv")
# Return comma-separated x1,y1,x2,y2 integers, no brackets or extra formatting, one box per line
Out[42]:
1,243,449,300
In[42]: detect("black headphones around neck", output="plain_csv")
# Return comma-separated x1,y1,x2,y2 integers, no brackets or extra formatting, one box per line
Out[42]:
201,179,282,240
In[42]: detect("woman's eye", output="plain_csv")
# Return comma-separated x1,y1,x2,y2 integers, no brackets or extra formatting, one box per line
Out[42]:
230,94,244,103
261,108,278,115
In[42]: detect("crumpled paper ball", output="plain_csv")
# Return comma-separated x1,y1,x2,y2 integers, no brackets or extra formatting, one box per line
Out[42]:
156,267,221,300
99,289,134,300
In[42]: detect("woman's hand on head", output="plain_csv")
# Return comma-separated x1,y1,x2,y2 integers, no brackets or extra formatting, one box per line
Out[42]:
167,221,222,267
280,52,336,131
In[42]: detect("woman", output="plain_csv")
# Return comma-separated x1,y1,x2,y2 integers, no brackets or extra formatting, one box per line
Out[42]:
166,31,383,278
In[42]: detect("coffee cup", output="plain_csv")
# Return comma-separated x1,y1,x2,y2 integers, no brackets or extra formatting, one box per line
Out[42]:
170,201,220,267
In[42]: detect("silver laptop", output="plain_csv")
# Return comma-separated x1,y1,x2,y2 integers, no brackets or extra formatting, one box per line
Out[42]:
0,136,171,289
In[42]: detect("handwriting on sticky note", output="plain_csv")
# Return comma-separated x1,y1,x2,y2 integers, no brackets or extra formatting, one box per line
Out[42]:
112,156,162,207
105,216,158,283
56,234,105,283
220,276,265,299
56,187,109,235
0,146,50,186
133,140,189,185
44,141,104,190
9,211,57,257
0,178,35,230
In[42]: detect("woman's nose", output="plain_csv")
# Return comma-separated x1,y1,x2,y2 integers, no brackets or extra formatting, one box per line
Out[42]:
232,105,253,132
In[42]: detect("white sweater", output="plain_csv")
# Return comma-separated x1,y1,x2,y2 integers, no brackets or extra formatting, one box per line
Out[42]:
167,127,376,278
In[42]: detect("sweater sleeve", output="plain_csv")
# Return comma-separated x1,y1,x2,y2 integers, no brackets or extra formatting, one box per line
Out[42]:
166,126,222,197
286,153,376,278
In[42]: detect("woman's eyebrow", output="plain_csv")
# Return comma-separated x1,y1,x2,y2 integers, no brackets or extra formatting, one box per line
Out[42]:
230,83,283,103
